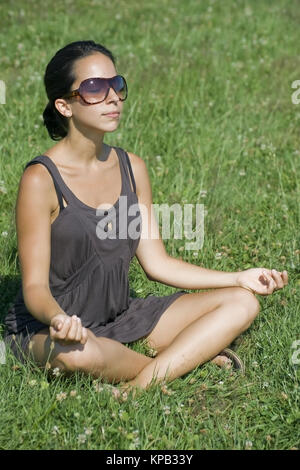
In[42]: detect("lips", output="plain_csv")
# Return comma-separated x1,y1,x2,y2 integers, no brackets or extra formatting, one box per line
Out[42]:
103,111,120,117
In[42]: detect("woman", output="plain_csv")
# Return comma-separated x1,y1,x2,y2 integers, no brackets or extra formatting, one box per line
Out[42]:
4,40,288,391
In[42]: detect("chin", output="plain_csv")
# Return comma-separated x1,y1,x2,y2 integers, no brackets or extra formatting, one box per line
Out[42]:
99,122,121,133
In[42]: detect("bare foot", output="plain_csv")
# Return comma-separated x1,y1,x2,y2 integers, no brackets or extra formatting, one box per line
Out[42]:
210,355,233,369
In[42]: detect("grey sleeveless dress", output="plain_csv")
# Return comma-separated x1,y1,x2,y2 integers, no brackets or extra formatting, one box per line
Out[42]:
4,146,187,362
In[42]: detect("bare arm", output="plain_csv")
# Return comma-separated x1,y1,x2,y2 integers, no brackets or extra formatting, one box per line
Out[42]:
16,164,87,344
128,152,288,295
17,164,66,324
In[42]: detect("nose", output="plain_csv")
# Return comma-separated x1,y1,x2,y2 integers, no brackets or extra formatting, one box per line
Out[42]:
105,86,120,103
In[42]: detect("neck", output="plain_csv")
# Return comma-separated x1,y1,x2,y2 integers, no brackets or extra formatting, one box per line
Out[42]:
60,125,111,169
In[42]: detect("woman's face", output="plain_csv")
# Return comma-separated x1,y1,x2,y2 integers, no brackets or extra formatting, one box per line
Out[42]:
62,52,124,135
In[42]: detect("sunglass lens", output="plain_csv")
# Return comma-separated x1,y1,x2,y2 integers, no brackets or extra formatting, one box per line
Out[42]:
80,78,106,104
111,76,127,101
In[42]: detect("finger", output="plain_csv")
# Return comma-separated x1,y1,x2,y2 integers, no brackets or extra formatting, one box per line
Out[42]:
262,271,276,293
282,270,288,285
67,315,80,341
271,269,284,289
80,327,88,345
75,317,83,343
51,317,63,332
56,316,72,339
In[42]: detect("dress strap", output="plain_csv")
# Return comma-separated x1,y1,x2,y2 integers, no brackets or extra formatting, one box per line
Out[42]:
124,151,136,193
24,158,65,213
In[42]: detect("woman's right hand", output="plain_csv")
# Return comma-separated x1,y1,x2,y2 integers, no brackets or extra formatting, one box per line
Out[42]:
50,314,88,345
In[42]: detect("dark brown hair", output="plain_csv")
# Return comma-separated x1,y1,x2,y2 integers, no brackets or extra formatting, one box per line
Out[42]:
42,40,116,140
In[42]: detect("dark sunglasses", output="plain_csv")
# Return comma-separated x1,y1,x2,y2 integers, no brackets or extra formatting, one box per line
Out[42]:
63,75,128,105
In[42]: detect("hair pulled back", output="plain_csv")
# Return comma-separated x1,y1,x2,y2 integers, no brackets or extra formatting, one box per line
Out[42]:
42,40,115,140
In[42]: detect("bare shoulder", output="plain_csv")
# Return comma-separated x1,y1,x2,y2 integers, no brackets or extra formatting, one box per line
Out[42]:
19,161,57,213
126,151,151,197
126,151,146,170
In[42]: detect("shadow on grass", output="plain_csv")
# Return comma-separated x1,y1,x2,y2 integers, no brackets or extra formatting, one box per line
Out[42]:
0,274,21,327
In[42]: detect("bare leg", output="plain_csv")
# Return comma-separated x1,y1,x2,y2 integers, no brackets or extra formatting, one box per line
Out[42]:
30,287,259,387
31,328,152,383
126,288,260,389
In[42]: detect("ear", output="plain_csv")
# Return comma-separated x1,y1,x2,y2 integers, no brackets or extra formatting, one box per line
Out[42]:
54,98,73,118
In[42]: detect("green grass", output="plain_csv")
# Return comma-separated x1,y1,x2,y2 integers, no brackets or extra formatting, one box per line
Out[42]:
0,0,299,450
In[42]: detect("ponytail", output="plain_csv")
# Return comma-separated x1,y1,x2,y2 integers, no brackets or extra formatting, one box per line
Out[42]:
42,102,68,141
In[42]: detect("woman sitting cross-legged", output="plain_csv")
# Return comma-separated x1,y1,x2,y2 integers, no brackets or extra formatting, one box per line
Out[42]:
4,40,288,392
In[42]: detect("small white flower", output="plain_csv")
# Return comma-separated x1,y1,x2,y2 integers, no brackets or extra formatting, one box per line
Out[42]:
93,380,104,392
215,252,222,259
56,391,67,402
245,439,253,449
0,180,7,194
28,379,37,386
239,169,246,176
156,155,162,161
52,425,59,435
52,367,61,377
84,427,93,436
1,231,8,237
200,190,207,197
78,434,86,444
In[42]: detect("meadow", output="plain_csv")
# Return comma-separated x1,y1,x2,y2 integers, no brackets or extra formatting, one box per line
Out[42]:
0,0,299,450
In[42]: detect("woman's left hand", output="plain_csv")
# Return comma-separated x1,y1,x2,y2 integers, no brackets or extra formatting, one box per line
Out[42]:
236,268,288,296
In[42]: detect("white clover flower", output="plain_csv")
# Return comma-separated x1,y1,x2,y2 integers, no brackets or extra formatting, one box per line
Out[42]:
77,434,86,444
56,391,67,402
52,426,60,436
1,231,8,237
245,440,253,449
28,379,37,386
52,367,61,377
84,427,93,436
0,180,7,194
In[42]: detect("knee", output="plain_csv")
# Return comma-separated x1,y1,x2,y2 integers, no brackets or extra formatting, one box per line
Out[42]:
228,287,261,327
53,338,105,375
